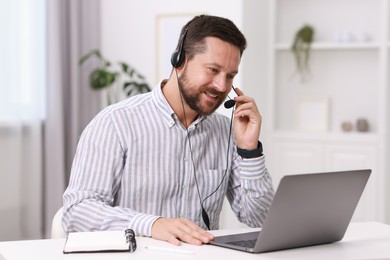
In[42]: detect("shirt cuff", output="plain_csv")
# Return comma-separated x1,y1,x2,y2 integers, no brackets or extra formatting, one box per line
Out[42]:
128,213,161,237
237,141,263,158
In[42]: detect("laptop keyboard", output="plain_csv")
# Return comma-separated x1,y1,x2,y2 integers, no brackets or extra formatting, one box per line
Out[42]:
227,239,257,248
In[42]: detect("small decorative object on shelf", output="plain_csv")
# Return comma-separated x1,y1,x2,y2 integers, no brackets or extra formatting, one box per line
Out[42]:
341,121,353,132
356,118,369,132
332,31,370,43
291,24,315,83
295,96,329,132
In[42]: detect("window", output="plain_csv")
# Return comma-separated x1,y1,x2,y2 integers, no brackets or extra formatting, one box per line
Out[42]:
0,0,46,121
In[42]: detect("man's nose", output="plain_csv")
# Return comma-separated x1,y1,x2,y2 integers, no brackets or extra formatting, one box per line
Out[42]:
212,75,228,93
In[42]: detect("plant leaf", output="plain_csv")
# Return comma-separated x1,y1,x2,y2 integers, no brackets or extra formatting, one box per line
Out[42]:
119,62,129,73
79,49,102,65
90,68,116,90
138,83,151,92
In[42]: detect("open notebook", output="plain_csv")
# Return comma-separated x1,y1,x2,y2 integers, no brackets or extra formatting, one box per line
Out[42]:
63,229,136,253
210,169,371,253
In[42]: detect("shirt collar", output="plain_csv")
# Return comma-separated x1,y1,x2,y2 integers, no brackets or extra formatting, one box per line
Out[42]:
152,80,206,130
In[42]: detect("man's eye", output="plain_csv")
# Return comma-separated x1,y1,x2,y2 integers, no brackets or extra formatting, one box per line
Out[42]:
208,67,218,73
227,75,235,80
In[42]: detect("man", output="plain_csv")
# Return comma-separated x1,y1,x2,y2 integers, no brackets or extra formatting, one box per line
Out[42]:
63,14,274,246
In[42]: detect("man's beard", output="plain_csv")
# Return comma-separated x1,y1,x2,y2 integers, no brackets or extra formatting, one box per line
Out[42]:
178,70,226,116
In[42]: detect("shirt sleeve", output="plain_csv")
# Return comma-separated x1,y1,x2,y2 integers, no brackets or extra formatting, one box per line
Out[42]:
226,149,275,227
62,110,159,237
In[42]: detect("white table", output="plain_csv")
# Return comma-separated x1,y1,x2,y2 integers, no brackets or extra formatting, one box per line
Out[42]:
1,222,390,260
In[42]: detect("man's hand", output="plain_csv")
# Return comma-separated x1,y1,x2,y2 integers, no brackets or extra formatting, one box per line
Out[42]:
233,87,262,150
151,217,214,246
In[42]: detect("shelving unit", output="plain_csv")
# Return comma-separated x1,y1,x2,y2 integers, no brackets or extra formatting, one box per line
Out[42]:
265,0,389,223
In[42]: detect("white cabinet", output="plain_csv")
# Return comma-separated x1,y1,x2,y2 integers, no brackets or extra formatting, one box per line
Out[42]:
267,133,384,222
266,0,389,223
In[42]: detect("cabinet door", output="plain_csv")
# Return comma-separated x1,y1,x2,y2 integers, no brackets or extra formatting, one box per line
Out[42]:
324,144,376,171
269,140,323,187
324,144,379,222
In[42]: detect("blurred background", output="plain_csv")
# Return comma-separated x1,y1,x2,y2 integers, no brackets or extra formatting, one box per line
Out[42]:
1,0,389,241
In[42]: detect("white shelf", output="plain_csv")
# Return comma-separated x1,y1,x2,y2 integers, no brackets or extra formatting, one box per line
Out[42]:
275,42,382,51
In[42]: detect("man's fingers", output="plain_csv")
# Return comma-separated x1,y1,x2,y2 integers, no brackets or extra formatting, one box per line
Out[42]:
167,235,182,246
151,218,214,246
230,86,262,150
177,219,213,243
233,87,244,96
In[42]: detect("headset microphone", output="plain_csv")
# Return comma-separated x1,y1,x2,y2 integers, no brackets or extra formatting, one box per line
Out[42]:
224,99,236,109
224,86,238,109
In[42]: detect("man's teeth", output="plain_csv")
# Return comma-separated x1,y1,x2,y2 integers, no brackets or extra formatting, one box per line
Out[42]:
206,92,218,98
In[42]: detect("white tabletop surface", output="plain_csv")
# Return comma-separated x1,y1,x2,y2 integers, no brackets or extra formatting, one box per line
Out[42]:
1,222,390,260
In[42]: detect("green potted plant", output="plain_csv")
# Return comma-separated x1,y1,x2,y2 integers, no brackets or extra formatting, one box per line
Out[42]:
79,49,151,105
291,24,315,83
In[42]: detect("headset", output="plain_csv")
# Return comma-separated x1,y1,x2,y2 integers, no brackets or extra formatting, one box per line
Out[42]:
170,17,237,230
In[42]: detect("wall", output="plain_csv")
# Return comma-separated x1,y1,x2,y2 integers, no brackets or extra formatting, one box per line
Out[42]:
101,0,243,85
241,0,270,142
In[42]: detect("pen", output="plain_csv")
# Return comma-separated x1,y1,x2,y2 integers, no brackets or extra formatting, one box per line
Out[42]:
145,246,195,255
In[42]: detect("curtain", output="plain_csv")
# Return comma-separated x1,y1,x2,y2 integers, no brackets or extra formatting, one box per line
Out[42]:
0,0,101,240
44,0,102,238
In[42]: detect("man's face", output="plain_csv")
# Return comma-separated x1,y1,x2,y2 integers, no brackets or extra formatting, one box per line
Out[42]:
178,37,241,116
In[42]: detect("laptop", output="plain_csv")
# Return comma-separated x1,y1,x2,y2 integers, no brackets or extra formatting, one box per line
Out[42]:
210,169,371,253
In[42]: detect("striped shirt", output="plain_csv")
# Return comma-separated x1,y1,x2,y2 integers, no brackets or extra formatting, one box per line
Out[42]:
62,81,275,236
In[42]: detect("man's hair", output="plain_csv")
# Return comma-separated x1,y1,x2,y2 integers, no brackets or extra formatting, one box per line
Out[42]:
177,14,247,62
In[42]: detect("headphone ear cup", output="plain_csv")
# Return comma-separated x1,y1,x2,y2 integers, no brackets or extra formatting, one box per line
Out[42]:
170,29,188,68
171,48,183,68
